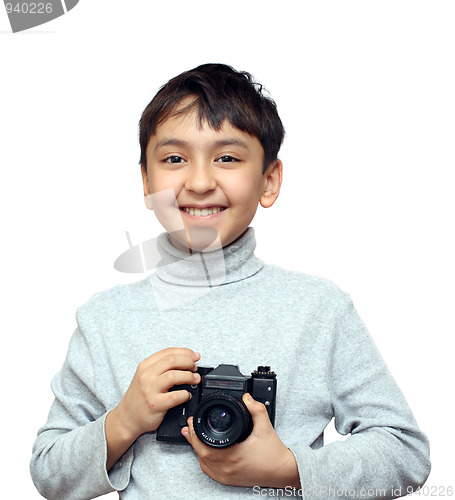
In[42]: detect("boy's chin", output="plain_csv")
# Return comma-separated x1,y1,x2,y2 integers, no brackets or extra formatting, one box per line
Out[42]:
169,227,222,253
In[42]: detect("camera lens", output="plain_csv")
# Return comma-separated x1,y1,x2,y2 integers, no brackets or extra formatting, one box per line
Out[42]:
194,393,252,448
207,407,233,434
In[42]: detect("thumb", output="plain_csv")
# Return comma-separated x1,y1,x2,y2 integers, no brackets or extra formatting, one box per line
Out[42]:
242,393,273,432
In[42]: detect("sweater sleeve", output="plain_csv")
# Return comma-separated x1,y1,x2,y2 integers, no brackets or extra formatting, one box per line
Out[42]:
290,298,431,499
30,324,133,500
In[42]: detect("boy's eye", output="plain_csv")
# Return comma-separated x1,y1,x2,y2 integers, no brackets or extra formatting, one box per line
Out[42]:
164,156,185,164
215,155,239,163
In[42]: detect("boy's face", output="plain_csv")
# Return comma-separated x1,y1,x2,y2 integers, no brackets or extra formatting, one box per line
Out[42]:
142,106,282,250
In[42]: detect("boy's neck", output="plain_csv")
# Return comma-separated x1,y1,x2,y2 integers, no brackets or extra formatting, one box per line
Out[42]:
155,227,263,287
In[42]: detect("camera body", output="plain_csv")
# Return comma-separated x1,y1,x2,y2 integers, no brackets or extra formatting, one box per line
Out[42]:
156,364,277,448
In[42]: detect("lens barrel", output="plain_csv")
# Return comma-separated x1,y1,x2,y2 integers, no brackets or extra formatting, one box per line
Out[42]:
193,393,252,448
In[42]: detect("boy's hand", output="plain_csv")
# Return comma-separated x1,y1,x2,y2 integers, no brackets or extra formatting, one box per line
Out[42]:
109,348,201,444
181,393,300,489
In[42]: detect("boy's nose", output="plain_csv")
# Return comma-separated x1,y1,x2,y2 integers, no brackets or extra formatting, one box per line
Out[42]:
184,163,217,194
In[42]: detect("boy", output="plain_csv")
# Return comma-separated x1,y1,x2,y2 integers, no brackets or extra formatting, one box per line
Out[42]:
30,64,430,499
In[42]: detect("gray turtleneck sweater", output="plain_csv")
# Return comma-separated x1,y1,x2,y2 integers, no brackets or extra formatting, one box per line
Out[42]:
30,228,430,500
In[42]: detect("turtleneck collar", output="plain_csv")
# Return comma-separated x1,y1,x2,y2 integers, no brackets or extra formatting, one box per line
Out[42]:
153,227,264,288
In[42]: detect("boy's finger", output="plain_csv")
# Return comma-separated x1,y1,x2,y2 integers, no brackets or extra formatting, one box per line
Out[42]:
181,417,213,457
157,370,201,392
181,418,197,446
161,388,194,411
141,351,200,376
141,348,200,369
242,393,273,433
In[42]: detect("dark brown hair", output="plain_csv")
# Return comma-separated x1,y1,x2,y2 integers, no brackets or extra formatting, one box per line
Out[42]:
139,63,285,173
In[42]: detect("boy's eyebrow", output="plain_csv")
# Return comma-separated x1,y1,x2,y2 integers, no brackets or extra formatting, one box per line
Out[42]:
212,139,250,150
154,139,189,151
154,138,250,151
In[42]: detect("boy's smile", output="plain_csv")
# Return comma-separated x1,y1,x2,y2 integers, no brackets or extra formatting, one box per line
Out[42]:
142,107,282,250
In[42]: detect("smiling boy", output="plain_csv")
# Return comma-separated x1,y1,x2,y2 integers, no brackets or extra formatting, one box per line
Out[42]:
142,106,281,251
31,64,430,499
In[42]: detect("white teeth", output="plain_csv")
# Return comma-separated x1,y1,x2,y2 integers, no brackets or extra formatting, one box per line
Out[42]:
182,207,224,217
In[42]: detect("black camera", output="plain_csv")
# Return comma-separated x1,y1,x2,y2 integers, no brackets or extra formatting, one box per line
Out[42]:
156,364,277,448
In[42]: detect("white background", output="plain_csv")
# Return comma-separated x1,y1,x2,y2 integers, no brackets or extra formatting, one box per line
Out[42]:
1,1,453,498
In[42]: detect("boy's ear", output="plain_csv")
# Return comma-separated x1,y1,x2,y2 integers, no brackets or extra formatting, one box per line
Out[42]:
260,159,283,208
141,166,153,210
